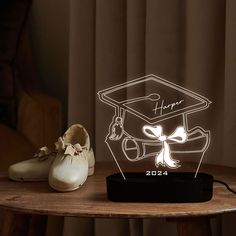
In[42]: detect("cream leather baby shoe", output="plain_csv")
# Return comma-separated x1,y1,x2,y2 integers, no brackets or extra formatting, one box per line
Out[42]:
8,147,56,181
49,124,95,192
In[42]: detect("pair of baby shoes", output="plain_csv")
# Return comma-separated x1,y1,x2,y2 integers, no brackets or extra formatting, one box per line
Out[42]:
8,124,95,192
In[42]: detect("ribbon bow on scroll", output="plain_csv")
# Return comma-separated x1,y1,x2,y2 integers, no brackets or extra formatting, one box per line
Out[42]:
55,137,83,156
142,125,187,169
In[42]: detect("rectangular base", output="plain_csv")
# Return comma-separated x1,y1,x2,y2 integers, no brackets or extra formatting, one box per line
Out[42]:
106,172,213,203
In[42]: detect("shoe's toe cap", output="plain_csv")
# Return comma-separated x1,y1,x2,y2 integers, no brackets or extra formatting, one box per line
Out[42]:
49,155,88,192
8,157,53,181
8,163,26,181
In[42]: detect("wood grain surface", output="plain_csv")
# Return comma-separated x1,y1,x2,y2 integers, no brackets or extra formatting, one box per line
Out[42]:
0,162,236,218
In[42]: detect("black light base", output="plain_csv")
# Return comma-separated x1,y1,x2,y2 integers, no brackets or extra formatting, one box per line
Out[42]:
106,172,213,203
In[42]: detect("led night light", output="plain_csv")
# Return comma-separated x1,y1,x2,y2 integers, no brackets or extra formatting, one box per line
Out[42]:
98,74,211,180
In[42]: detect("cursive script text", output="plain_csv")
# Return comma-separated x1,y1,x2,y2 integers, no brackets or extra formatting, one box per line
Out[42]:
153,99,184,115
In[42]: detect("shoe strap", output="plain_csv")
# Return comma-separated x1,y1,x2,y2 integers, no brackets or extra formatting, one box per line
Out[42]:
34,147,56,161
55,137,84,156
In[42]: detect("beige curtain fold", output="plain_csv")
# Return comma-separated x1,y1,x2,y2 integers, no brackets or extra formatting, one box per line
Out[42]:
184,0,226,166
224,0,236,167
67,0,236,235
68,0,95,143
127,0,146,77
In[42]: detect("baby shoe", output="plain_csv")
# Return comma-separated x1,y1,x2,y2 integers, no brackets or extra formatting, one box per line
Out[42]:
8,146,56,181
49,124,95,192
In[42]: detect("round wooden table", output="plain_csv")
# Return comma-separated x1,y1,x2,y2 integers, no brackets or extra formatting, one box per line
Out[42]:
0,162,236,236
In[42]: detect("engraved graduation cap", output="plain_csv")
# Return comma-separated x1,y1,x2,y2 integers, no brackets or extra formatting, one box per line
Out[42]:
98,75,211,178
98,74,211,125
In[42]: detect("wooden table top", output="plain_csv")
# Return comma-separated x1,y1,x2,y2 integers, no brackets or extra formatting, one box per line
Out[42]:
0,162,236,218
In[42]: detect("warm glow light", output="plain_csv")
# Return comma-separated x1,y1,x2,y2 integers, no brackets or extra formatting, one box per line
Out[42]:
98,75,211,180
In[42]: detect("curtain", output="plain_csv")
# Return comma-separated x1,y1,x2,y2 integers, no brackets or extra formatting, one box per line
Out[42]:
66,0,236,235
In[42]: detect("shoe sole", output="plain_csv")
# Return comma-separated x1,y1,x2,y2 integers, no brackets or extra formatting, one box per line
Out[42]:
88,166,94,176
49,178,87,192
9,177,47,182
